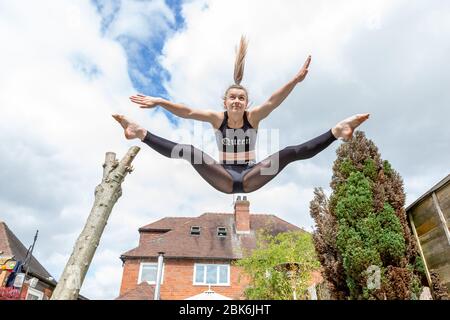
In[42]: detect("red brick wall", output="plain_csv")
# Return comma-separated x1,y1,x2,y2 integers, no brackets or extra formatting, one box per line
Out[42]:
119,259,141,295
19,284,28,300
12,282,53,300
234,200,250,233
119,258,251,300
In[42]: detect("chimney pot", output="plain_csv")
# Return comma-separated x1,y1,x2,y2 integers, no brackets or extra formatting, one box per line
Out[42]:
234,196,250,233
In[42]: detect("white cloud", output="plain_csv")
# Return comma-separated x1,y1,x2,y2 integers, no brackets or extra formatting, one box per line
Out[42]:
106,0,175,41
160,0,449,204
79,249,124,300
249,182,321,232
161,0,400,107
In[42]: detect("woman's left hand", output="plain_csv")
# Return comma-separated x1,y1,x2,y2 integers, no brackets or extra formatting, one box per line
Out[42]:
129,94,159,108
295,55,311,83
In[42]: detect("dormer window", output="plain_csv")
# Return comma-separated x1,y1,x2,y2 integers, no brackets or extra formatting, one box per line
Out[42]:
190,226,201,235
217,227,227,237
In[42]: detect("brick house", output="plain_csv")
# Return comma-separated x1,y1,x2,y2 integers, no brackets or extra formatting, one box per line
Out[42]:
0,221,88,300
116,196,317,300
0,221,56,300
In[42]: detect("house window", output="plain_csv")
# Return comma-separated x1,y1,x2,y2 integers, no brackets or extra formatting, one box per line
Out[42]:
193,264,230,286
217,227,227,237
190,226,201,235
138,263,164,285
26,287,44,300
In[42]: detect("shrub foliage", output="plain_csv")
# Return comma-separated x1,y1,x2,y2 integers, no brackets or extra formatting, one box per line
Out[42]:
310,131,425,299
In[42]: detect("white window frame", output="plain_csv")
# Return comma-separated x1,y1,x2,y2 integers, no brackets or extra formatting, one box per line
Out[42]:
193,263,230,286
26,287,44,300
138,262,164,285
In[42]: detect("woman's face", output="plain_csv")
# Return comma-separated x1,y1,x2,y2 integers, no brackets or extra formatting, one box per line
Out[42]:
224,88,248,113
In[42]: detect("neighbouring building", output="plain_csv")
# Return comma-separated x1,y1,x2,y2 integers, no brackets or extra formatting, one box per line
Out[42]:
0,221,88,300
0,221,56,300
407,173,450,293
116,196,322,300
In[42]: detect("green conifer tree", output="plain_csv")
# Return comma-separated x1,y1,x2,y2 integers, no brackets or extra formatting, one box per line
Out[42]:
310,131,425,299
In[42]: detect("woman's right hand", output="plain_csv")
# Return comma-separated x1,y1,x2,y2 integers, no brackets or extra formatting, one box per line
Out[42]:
129,94,160,108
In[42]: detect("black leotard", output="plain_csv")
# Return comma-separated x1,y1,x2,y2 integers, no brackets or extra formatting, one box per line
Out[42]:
215,111,257,165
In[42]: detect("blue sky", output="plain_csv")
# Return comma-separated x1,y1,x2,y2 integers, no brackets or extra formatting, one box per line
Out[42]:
0,0,449,300
92,0,185,125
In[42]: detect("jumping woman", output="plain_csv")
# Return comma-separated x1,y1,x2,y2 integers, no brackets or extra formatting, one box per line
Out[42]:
113,36,369,194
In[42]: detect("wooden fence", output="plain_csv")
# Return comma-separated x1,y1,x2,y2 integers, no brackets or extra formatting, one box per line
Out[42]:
407,174,450,293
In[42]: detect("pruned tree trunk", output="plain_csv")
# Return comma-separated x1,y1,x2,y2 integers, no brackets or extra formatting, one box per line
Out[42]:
51,147,140,300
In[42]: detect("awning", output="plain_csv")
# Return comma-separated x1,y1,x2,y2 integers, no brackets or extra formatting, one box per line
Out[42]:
185,286,232,300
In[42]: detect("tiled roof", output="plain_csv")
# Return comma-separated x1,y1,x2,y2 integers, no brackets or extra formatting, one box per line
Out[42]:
0,221,53,281
115,282,155,300
121,213,301,260
139,217,194,231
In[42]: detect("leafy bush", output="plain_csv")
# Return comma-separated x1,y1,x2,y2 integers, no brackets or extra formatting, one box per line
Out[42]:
235,231,320,300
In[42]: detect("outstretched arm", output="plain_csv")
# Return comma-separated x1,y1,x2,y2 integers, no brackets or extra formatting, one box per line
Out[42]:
129,95,223,127
248,55,311,126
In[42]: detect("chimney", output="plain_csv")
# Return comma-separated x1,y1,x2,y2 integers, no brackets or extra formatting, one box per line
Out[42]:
234,196,250,234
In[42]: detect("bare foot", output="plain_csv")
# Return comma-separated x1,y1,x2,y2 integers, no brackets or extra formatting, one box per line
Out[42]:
332,113,370,141
112,114,147,140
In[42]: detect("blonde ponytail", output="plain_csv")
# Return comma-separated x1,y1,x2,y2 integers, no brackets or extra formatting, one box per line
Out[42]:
233,35,248,85
224,36,249,101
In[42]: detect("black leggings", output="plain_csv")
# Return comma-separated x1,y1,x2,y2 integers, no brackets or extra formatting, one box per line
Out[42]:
142,129,336,194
